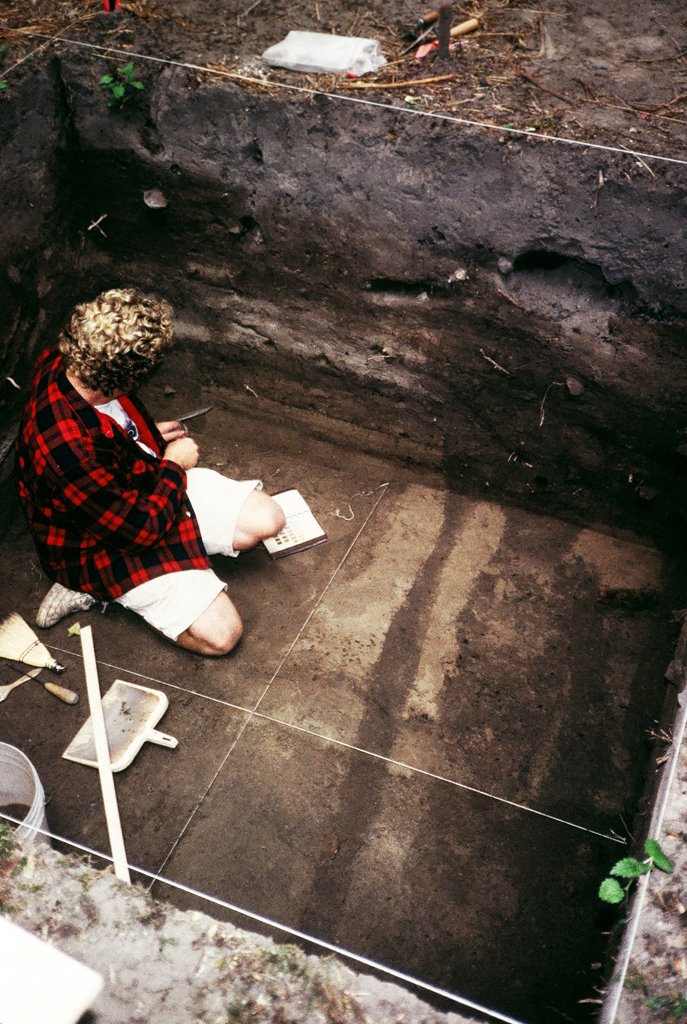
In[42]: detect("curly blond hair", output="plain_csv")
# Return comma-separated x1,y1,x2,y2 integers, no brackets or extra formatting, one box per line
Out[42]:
59,288,174,395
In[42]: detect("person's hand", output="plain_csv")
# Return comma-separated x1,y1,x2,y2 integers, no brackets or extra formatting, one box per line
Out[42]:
164,436,199,470
157,420,188,443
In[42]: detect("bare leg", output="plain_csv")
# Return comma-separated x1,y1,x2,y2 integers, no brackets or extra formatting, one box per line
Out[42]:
232,490,286,551
174,491,284,655
175,591,243,655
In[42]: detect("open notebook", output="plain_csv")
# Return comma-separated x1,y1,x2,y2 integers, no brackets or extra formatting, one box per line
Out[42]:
262,489,327,559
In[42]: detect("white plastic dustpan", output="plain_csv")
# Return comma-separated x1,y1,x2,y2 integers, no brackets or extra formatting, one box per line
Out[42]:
63,679,178,772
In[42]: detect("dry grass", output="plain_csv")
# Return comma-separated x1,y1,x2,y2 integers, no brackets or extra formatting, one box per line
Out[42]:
0,0,183,45
0,0,99,42
229,0,550,130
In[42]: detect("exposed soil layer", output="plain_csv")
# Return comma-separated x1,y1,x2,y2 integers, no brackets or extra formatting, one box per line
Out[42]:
2,45,687,546
0,2,687,1022
0,396,684,1023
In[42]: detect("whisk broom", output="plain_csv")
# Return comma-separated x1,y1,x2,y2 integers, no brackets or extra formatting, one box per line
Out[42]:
0,613,66,673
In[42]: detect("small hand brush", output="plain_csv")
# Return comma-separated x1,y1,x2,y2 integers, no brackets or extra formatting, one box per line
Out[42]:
0,612,66,673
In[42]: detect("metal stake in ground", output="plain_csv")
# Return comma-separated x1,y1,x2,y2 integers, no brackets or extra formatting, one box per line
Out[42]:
437,2,453,60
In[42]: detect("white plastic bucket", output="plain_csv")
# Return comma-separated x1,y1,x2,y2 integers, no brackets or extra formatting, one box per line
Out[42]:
0,742,50,846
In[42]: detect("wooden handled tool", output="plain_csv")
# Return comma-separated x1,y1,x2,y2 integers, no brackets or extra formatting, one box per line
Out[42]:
416,10,481,32
1,664,78,704
42,680,79,704
402,14,480,55
415,10,439,32
450,16,480,37
401,19,438,55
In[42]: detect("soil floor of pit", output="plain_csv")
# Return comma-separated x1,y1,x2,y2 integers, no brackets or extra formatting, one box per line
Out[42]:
0,378,685,1024
0,840,484,1024
3,0,687,159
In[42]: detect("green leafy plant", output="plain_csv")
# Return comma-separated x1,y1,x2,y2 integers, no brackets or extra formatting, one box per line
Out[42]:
226,995,255,1023
20,882,44,893
261,944,305,977
624,968,646,992
100,62,144,108
0,824,17,860
599,837,674,905
0,44,7,90
11,856,28,877
645,992,687,1018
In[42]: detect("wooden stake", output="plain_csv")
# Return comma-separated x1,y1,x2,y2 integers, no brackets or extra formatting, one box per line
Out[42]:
80,626,131,884
437,2,452,59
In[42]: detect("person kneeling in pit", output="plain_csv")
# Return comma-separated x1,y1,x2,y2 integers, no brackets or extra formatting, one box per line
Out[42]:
15,288,285,655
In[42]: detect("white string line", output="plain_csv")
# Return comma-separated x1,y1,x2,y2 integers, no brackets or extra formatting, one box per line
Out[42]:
153,482,391,878
0,810,527,1024
1,36,59,78
49,655,626,845
20,33,687,170
0,6,99,78
49,640,632,845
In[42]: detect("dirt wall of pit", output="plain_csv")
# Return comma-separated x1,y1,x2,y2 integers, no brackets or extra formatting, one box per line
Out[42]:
1,52,687,538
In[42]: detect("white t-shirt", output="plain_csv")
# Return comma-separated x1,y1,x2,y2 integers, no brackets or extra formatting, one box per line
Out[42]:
94,398,159,459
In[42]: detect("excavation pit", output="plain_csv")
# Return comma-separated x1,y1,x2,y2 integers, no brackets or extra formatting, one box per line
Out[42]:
1,4,687,1022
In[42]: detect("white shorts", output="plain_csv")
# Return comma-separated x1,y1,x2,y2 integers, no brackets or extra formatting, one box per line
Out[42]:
115,468,262,641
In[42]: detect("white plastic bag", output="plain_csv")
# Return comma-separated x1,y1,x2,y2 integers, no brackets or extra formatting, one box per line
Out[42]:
262,30,387,76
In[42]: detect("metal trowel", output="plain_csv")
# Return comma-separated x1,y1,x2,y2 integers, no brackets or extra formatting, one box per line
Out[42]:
63,679,178,772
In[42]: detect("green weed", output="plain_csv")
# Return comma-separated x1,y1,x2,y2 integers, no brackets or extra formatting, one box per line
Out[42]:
10,856,28,877
645,991,687,1018
0,824,17,860
100,63,144,108
19,882,44,893
599,837,673,908
624,968,646,992
261,944,305,976
226,995,255,1022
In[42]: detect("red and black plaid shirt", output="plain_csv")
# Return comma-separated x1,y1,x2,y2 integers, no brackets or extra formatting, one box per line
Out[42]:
15,346,210,600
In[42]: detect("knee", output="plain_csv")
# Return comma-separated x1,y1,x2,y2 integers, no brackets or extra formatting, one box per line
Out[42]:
182,596,244,656
249,497,286,543
264,500,286,539
232,493,286,551
208,614,243,656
